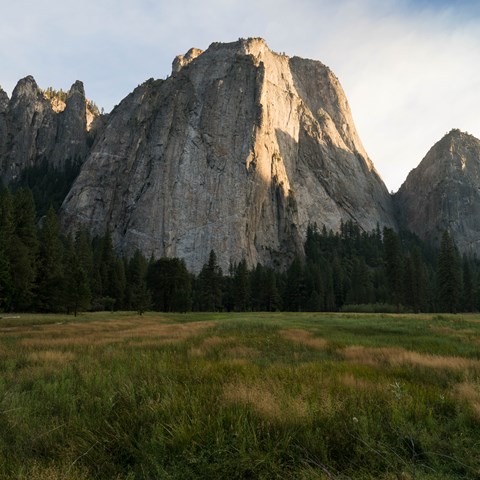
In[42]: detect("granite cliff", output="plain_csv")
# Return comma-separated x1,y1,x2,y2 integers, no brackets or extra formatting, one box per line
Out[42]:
396,129,480,255
0,77,98,184
60,38,396,272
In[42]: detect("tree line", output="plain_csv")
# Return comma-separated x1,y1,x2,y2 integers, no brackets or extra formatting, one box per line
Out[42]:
0,186,477,314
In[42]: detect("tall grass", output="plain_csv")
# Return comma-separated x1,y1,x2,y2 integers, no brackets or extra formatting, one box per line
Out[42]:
0,312,479,479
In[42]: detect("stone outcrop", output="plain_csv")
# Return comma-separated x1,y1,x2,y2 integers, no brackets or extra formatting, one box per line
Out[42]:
61,38,396,272
0,77,98,184
395,129,480,254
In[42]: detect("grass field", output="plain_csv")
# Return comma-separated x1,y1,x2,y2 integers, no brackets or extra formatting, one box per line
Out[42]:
0,311,479,479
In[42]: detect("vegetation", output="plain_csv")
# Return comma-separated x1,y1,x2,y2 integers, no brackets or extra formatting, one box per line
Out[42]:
1,184,480,315
42,87,101,116
0,311,479,479
11,159,81,217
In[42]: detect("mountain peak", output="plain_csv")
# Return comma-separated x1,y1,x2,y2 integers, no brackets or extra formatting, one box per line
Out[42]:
61,37,395,272
396,130,480,254
11,75,40,100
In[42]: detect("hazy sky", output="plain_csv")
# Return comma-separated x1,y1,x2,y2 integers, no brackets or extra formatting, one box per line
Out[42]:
1,0,479,191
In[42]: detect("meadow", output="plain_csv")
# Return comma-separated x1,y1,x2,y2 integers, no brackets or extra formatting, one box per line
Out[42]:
0,311,479,479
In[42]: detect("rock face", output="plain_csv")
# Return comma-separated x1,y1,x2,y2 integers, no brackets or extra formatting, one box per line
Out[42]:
61,38,396,272
0,77,97,184
395,129,480,254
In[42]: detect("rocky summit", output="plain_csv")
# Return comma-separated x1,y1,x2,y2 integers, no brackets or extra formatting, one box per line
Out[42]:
0,77,98,184
60,38,396,272
396,129,480,255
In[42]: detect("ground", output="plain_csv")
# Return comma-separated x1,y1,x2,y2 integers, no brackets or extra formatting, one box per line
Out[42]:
0,311,479,479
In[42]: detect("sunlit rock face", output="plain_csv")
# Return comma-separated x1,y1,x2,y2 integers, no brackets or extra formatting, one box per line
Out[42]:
396,129,480,255
0,77,98,183
61,38,396,272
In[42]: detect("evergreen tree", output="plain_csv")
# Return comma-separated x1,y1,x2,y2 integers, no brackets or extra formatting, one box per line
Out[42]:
232,259,249,311
284,256,306,311
383,228,403,308
462,256,476,312
10,188,38,310
436,230,462,313
36,207,64,311
197,250,223,311
0,189,14,310
147,257,192,312
127,250,150,314
263,267,280,311
63,238,91,316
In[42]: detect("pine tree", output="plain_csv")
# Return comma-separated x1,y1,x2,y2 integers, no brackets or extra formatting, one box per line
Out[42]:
233,259,249,311
11,188,38,310
198,250,223,311
284,257,306,311
436,230,461,313
36,207,64,311
0,189,14,310
127,250,150,314
383,228,403,308
462,256,476,312
147,257,191,312
63,238,91,316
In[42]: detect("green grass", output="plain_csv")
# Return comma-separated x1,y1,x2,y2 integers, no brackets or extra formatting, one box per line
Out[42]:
1,312,480,479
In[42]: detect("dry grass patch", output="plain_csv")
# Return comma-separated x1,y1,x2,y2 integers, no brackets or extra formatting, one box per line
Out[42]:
28,350,76,363
189,335,233,356
341,345,480,371
18,319,216,348
222,380,309,422
225,346,260,359
280,328,327,349
455,383,480,419
339,373,379,391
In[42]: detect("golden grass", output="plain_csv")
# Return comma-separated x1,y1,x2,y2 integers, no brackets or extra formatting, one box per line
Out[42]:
188,335,233,356
225,346,260,359
455,383,480,418
280,328,327,349
339,373,378,391
16,319,215,348
341,345,480,371
222,380,309,422
28,350,76,363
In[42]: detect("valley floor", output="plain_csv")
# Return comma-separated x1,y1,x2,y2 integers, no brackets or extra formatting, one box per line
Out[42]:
1,311,479,479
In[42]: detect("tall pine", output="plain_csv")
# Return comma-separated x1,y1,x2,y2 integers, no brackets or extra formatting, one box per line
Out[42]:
436,230,462,313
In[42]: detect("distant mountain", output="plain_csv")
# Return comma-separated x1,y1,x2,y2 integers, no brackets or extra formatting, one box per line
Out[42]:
60,38,396,272
395,129,480,254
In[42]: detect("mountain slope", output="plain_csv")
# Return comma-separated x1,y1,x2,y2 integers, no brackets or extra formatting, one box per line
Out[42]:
61,38,396,272
395,129,480,254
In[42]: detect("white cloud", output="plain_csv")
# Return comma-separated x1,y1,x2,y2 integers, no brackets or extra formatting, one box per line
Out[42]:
1,0,479,191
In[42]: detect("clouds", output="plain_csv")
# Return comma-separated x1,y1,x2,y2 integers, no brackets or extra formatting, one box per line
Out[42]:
1,0,479,191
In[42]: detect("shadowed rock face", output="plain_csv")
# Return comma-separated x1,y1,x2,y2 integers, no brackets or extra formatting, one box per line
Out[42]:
395,129,480,254
0,77,95,184
61,38,396,272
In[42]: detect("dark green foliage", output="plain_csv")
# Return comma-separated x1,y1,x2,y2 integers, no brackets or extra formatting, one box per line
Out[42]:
146,257,191,312
284,256,306,311
197,250,223,311
63,236,91,316
10,188,38,310
12,158,81,217
232,259,249,311
35,207,64,311
2,183,480,314
436,230,462,313
126,250,150,314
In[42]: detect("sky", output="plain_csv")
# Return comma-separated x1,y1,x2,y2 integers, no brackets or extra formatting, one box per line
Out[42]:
1,0,479,192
